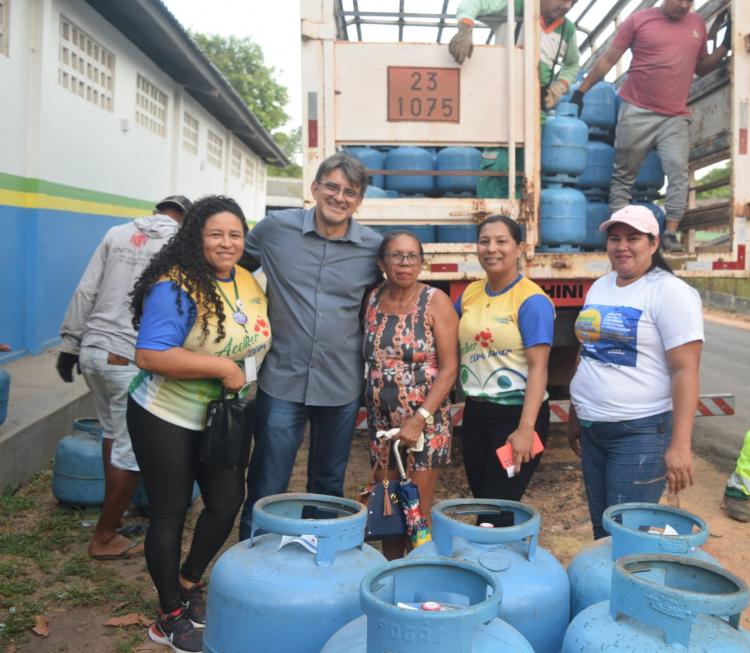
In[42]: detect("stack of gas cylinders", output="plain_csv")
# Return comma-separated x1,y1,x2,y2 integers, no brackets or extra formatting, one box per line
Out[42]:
346,88,668,251
346,145,482,244
556,82,666,251
539,100,590,251
202,496,750,652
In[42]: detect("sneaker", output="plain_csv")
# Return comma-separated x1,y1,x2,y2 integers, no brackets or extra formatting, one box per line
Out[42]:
179,582,206,628
724,490,750,522
661,231,685,253
148,608,203,653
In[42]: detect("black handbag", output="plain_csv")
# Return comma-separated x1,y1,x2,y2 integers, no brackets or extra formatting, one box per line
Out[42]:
200,390,254,470
359,439,407,540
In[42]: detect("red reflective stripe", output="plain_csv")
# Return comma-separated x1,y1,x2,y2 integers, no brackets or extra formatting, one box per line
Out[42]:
712,397,735,415
308,120,318,147
431,263,459,273
450,405,464,426
712,244,746,271
696,402,713,417
549,403,570,422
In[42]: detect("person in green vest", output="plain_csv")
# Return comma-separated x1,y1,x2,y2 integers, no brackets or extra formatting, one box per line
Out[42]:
724,430,750,522
449,0,580,198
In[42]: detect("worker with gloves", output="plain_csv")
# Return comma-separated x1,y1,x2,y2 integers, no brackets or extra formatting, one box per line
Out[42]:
449,0,579,198
450,0,580,111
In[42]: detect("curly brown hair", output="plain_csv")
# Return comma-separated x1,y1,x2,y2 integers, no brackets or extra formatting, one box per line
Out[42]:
130,195,248,344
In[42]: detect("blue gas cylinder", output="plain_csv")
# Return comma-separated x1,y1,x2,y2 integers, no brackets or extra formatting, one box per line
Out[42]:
0,368,9,427
583,199,609,250
540,185,587,250
633,150,664,195
436,225,477,243
203,493,386,653
578,142,614,198
634,201,666,235
364,185,387,198
385,146,435,196
580,82,617,140
568,503,719,617
322,558,534,653
435,147,481,196
409,499,570,653
541,102,588,184
346,146,385,190
563,555,750,652
52,418,105,507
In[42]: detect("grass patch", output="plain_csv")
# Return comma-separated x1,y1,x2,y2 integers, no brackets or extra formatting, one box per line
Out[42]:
56,554,97,581
116,633,148,653
0,494,34,518
0,599,45,640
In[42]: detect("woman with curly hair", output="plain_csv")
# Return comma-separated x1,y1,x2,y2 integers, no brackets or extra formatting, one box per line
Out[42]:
127,195,271,653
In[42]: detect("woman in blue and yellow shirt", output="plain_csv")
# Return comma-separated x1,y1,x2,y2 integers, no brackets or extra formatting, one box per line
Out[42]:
457,215,554,524
127,196,270,652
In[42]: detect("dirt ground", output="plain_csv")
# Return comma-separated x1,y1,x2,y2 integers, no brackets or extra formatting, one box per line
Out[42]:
1,426,748,653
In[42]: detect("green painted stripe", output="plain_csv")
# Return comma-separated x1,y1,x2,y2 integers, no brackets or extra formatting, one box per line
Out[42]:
0,171,154,211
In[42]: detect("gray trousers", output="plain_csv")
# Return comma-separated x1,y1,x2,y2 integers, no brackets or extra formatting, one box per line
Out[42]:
609,101,691,224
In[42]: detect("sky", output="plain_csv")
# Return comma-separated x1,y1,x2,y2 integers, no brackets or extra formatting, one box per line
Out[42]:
162,0,302,130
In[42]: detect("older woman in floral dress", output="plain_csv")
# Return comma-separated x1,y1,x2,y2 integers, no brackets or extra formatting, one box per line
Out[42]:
363,230,458,559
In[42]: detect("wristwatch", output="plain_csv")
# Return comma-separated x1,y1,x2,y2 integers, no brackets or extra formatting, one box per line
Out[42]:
416,406,434,426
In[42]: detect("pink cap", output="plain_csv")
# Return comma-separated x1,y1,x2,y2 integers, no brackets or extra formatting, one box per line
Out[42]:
599,205,659,238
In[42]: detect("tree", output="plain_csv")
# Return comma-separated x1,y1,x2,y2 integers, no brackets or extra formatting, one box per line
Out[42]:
192,32,302,178
270,127,302,178
191,32,289,133
696,163,731,200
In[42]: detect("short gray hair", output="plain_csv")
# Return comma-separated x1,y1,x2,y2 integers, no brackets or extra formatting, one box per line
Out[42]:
315,153,368,196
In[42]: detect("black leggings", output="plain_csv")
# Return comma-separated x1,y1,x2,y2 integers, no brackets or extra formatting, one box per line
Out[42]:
461,398,550,527
127,397,245,613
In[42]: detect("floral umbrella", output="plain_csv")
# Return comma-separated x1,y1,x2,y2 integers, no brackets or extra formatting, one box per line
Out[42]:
393,440,431,548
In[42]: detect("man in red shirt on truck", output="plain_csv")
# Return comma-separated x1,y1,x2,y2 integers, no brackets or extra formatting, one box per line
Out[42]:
572,0,731,252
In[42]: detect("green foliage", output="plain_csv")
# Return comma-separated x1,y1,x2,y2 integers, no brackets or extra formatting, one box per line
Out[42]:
696,163,731,200
270,127,302,178
0,494,34,518
190,32,289,133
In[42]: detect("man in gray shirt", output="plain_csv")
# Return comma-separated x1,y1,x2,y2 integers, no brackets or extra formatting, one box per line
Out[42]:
58,195,189,559
239,154,382,539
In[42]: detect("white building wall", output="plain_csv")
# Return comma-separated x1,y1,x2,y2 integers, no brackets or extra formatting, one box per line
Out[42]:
0,0,270,210
0,0,36,176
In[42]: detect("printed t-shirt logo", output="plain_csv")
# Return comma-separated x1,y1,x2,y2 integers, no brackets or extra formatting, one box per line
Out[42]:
130,233,150,248
474,329,494,348
576,305,642,368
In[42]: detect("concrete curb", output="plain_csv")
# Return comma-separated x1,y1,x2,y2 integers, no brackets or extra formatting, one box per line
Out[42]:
0,350,94,490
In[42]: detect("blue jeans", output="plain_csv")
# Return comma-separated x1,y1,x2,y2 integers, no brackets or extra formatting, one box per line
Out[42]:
239,388,361,540
580,411,672,540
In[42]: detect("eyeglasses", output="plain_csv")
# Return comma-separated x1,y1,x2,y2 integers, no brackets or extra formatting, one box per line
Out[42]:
383,252,422,265
319,181,361,200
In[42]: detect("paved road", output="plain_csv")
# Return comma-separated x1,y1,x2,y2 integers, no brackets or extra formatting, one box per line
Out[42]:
694,317,750,469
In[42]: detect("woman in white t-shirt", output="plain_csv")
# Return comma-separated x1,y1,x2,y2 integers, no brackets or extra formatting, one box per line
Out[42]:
568,205,703,539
